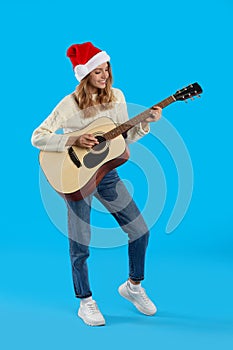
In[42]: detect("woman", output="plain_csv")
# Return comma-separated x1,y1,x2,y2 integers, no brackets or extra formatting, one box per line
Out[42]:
31,42,162,326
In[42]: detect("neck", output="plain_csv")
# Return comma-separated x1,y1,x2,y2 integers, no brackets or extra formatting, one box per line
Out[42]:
88,86,99,94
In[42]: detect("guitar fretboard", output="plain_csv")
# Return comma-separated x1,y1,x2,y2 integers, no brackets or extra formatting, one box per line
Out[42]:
103,95,176,141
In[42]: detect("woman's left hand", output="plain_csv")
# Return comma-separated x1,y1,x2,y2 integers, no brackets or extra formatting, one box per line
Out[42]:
146,106,162,122
141,106,162,131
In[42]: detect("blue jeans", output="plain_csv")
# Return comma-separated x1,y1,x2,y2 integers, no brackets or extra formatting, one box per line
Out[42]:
66,170,149,299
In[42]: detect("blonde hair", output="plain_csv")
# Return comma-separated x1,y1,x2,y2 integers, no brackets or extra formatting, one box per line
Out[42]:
73,62,116,117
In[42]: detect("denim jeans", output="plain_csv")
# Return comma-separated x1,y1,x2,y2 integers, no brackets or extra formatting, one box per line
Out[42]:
66,169,149,299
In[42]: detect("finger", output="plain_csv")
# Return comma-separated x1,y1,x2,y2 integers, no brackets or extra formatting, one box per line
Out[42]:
150,112,159,118
83,141,96,148
152,106,162,111
83,138,99,147
85,134,99,143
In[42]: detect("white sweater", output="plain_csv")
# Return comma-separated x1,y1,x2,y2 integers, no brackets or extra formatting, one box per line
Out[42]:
31,88,149,152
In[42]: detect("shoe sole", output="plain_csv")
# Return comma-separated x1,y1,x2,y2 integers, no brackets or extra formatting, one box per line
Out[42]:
118,285,157,316
78,309,106,326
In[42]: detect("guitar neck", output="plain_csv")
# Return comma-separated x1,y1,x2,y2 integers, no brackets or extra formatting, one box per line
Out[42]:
104,95,176,140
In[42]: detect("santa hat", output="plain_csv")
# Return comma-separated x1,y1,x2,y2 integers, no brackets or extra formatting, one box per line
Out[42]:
66,42,110,82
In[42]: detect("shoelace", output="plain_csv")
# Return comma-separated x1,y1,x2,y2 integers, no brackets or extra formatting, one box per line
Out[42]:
138,288,150,304
85,301,100,314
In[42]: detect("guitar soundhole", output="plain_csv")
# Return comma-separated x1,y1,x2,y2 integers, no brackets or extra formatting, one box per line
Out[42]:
91,135,107,153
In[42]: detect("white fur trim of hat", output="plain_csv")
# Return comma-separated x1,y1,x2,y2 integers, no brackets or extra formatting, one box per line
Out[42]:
74,51,110,82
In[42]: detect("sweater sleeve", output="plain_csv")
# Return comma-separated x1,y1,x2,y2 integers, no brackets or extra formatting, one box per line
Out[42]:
114,89,150,143
31,99,70,152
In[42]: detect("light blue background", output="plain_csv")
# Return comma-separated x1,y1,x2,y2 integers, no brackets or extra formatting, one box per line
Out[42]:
0,0,232,349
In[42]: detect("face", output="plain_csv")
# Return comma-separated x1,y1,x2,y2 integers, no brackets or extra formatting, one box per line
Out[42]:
88,62,109,93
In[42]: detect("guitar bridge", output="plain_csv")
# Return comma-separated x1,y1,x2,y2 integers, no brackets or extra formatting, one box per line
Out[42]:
68,147,82,168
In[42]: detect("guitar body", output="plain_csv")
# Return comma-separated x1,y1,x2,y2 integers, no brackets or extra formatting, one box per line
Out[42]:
39,117,130,201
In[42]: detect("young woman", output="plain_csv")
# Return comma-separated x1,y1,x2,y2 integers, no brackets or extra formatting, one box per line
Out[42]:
31,42,162,326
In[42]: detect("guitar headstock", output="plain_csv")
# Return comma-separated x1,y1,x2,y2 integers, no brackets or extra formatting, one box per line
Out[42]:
174,82,203,102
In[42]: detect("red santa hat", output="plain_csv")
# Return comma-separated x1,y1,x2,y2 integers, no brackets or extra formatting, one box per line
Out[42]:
66,42,110,82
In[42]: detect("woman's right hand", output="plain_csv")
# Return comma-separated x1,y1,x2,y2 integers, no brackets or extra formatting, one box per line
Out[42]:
66,134,99,148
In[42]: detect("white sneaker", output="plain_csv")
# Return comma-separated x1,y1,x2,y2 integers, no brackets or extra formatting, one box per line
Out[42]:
78,300,106,326
118,281,157,316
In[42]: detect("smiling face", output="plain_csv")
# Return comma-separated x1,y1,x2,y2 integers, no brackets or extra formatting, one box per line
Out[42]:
88,62,110,93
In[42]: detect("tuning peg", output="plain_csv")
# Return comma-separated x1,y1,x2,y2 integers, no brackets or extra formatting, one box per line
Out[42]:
190,97,195,101
197,95,201,98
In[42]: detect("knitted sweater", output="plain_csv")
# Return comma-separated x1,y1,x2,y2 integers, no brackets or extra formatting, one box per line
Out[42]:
31,88,149,152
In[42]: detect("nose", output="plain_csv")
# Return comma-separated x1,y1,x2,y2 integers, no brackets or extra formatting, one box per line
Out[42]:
101,70,108,79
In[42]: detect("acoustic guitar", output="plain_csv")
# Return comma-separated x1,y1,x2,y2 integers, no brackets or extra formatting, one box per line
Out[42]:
39,82,203,201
